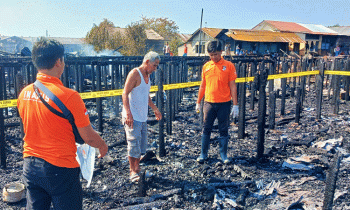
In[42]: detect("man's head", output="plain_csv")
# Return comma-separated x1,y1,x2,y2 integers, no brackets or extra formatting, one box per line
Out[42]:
32,38,64,70
207,41,222,63
143,51,160,74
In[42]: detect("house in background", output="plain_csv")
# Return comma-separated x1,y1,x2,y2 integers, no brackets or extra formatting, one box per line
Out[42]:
252,20,339,55
182,28,229,56
329,26,350,54
179,27,305,56
48,37,86,54
0,36,86,55
177,33,192,56
110,28,165,54
0,36,33,55
225,29,305,55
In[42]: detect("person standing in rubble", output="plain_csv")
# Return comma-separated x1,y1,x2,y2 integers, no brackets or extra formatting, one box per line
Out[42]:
17,38,108,210
196,41,238,164
122,51,162,182
164,42,170,56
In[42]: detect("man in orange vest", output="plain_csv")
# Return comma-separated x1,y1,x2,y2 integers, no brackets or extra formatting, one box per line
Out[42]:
196,41,238,164
17,38,108,210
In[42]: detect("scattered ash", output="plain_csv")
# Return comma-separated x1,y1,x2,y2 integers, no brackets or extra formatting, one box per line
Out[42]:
1,84,350,210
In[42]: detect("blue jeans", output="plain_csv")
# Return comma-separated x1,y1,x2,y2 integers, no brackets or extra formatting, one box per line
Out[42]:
23,156,82,210
202,101,231,137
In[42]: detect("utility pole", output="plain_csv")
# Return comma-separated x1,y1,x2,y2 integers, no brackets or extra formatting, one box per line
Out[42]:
198,8,203,56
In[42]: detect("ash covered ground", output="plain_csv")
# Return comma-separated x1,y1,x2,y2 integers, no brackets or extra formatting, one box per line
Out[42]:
1,84,350,210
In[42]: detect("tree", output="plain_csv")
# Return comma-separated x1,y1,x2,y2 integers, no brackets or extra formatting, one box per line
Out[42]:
119,22,147,56
85,19,119,52
141,17,182,55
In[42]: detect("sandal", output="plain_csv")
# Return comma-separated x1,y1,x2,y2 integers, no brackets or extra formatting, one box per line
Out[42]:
129,173,140,183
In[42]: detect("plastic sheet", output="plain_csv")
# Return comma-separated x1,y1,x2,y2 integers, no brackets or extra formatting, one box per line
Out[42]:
76,144,96,187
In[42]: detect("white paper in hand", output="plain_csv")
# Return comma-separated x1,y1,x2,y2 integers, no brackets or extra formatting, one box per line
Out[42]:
76,144,96,188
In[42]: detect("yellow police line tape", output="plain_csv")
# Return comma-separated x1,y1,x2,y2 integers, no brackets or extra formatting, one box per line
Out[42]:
0,70,348,108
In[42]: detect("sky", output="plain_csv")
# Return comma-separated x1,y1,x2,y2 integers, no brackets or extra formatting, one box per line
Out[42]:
1,0,349,38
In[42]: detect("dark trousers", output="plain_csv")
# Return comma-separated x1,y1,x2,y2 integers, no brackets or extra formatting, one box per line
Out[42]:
23,156,82,210
202,101,231,137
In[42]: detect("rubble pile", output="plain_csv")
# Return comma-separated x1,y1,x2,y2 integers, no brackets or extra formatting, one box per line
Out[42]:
1,85,350,209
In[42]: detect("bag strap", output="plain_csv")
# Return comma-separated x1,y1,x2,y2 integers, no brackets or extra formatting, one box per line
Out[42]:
33,80,84,144
33,85,65,118
34,80,72,119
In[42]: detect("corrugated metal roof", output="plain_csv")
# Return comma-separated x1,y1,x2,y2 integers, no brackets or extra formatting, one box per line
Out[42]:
145,29,164,40
329,26,350,36
178,33,191,42
258,20,339,35
226,29,305,43
299,24,338,35
201,28,225,38
264,20,312,33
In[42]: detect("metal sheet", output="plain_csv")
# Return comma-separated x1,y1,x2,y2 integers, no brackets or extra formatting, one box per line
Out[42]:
226,30,305,43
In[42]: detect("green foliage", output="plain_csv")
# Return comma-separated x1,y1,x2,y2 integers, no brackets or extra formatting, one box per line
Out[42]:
120,22,147,56
85,17,181,56
141,16,179,40
141,16,182,55
85,19,118,52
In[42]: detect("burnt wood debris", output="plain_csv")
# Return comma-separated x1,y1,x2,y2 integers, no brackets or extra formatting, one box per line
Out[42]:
1,54,350,209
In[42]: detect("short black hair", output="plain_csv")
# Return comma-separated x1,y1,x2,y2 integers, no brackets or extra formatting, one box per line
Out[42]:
32,37,64,70
207,41,222,53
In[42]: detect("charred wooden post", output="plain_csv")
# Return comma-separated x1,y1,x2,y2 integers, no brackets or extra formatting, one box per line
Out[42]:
281,61,287,116
322,152,341,210
1,68,8,117
249,61,257,111
79,65,84,92
115,64,122,114
137,171,147,197
238,64,246,139
295,87,302,124
91,63,96,91
0,66,6,168
166,62,172,135
256,68,268,159
333,60,341,115
62,64,69,87
15,73,25,146
156,66,166,157
316,60,325,120
103,65,108,90
291,59,297,97
96,64,103,133
174,63,179,114
25,63,32,86
268,91,276,129
345,59,350,101
171,63,176,121
300,60,307,107
74,63,79,92
268,61,275,93
307,59,312,89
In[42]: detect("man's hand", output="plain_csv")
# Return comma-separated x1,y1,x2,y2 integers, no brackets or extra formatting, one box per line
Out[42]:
154,108,162,121
97,142,108,158
195,103,200,113
125,112,133,128
231,105,239,118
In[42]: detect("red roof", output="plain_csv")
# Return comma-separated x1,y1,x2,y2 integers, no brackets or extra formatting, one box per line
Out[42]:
264,20,313,33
